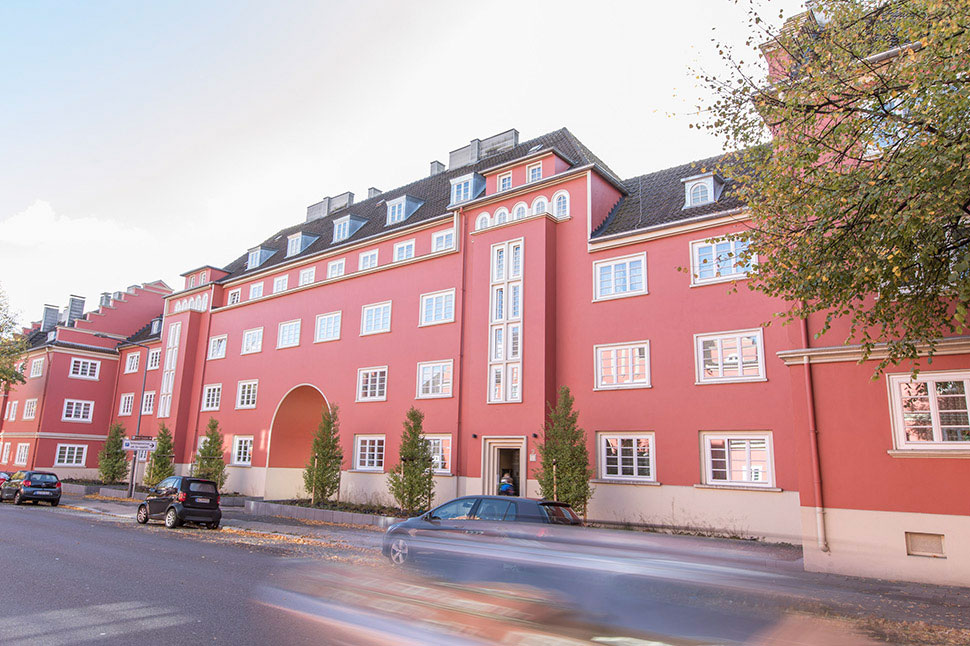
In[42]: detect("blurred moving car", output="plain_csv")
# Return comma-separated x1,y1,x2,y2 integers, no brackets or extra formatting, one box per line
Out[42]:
135,475,222,529
382,495,582,565
0,471,61,506
0,471,9,488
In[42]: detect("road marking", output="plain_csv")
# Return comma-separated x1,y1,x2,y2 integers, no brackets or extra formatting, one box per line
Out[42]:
0,601,195,645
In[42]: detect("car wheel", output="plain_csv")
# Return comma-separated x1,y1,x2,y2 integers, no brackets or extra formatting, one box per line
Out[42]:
136,505,149,524
389,537,410,565
207,521,220,530
50,500,59,507
13,491,23,505
164,508,181,529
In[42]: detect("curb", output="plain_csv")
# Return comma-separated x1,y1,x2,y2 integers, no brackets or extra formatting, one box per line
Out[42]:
245,500,406,528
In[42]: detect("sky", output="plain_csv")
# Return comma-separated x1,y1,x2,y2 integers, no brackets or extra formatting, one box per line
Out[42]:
0,0,803,326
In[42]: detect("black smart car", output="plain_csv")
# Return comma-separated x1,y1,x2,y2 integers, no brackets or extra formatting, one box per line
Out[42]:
136,476,222,529
382,495,582,565
0,471,61,506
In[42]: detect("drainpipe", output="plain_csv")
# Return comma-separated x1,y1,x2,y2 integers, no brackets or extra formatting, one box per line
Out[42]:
454,209,467,493
800,311,829,552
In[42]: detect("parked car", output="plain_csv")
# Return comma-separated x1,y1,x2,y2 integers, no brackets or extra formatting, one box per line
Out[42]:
135,476,222,529
0,471,61,506
382,495,582,565
0,472,9,488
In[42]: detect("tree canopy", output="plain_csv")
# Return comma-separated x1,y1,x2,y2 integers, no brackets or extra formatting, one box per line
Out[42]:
0,284,26,387
699,0,970,373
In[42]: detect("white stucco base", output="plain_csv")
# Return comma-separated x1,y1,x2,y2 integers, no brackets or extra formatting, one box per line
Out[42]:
802,506,970,587
51,467,100,481
587,482,802,542
225,466,267,497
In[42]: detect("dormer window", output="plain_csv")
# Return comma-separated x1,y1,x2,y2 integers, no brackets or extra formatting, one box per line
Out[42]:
690,183,710,206
247,247,275,270
151,319,161,335
385,195,423,226
286,232,317,257
498,172,512,192
682,173,721,209
388,201,404,224
449,173,484,207
527,162,542,183
332,214,366,243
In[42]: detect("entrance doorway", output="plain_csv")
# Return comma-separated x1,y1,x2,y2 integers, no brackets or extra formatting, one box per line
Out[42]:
497,448,520,496
481,437,527,496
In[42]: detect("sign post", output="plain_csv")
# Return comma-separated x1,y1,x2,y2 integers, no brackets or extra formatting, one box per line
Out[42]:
123,437,157,498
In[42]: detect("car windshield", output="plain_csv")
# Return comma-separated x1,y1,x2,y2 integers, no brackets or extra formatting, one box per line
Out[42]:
541,503,580,524
29,474,58,483
188,481,217,494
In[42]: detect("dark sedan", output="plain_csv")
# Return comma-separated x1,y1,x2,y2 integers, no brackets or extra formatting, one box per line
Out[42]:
382,495,582,565
0,471,61,506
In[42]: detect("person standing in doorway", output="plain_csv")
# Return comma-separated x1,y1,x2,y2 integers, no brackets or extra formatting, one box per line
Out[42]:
498,473,515,496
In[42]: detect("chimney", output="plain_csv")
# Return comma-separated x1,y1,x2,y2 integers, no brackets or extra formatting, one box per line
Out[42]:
41,305,59,332
66,295,85,327
448,138,482,169
328,191,354,213
430,160,445,176
100,292,112,308
367,187,382,199
306,197,331,222
112,291,123,302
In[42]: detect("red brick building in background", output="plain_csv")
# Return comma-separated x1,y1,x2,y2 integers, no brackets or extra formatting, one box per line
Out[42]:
1,124,967,587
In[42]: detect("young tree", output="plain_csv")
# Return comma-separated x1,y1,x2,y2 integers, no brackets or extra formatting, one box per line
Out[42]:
98,422,128,484
0,284,26,387
193,417,228,488
536,386,594,516
143,423,175,488
697,0,970,373
386,406,435,515
303,403,343,505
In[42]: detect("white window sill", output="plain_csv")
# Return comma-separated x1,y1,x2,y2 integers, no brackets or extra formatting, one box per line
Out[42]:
359,330,391,337
235,406,257,410
276,344,300,350
70,376,101,381
240,350,262,356
593,384,652,391
694,483,782,493
592,479,661,486
231,463,252,468
416,394,454,400
349,468,384,474
61,419,93,424
887,449,970,459
200,408,220,413
418,319,455,328
592,290,648,303
207,355,226,361
355,398,387,403
314,337,340,344
694,377,767,386
690,275,750,288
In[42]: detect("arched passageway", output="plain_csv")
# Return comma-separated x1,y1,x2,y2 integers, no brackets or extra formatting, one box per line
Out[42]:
263,384,328,499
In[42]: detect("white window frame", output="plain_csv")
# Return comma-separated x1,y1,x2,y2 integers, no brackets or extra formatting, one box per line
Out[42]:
208,335,228,360
118,393,134,416
685,177,715,207
427,434,452,474
272,275,288,294
354,434,385,471
6,401,17,421
247,249,261,270
29,358,43,378
201,384,222,412
476,213,492,231
1,443,9,463
689,237,755,286
531,196,549,215
277,319,301,349
593,252,648,301
286,234,302,257
141,391,156,416
236,380,259,409
888,370,970,450
511,202,527,221
360,301,392,336
54,443,88,467
488,239,524,404
386,197,406,225
62,399,94,423
124,352,140,374
333,217,350,243
14,443,29,466
693,329,767,384
249,283,264,299
356,366,388,402
232,436,254,466
147,348,161,370
598,432,656,482
358,249,379,271
314,311,342,343
419,289,456,327
241,328,263,355
594,341,651,390
701,432,775,488
70,357,102,380
416,360,454,399
298,267,316,286
432,229,455,252
451,178,472,205
23,399,37,420
497,172,512,192
526,162,542,183
327,258,345,279
552,190,570,219
393,239,416,262
227,289,241,305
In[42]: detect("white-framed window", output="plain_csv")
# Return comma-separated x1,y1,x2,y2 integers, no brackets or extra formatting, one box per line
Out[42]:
531,196,548,215
29,358,44,378
236,380,259,409
232,436,254,466
158,321,181,419
286,234,302,257
118,393,134,416
201,384,222,412
273,275,288,294
420,289,455,326
594,342,651,390
594,253,647,301
432,229,455,251
23,399,37,420
188,275,196,288
247,249,261,270
70,357,101,380
387,199,405,225
552,190,570,218
416,360,453,399
526,162,542,183
6,401,17,421
427,435,452,473
0,443,9,463
199,271,207,284
452,179,471,204
14,443,29,466
249,283,264,299
327,259,345,279
357,366,388,402
690,237,754,285
512,203,527,220
54,444,87,467
62,399,94,422
147,348,161,370
599,433,655,481
124,352,140,374
476,213,491,231
208,335,227,360
354,435,385,471
393,239,415,262
702,433,774,487
694,329,766,384
277,320,301,349
360,301,391,335
488,238,524,403
299,267,316,286
889,370,970,448
241,328,263,354
498,172,512,192
359,249,379,270
141,391,156,415
227,289,241,305
334,218,350,243
689,182,710,205
315,311,342,343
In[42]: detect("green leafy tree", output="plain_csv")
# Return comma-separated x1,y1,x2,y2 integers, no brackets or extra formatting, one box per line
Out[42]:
98,422,128,484
303,404,343,505
697,0,970,373
536,386,594,516
193,417,228,488
144,423,175,488
386,407,435,516
0,284,26,387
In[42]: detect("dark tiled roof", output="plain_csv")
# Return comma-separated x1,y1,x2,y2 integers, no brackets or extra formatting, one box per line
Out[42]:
219,128,619,281
591,153,746,239
25,328,48,351
124,319,162,346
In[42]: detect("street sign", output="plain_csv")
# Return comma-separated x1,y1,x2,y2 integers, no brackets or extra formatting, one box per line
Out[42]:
123,439,157,452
